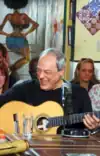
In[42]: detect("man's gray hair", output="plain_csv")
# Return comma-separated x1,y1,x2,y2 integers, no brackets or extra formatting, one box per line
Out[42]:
39,48,66,71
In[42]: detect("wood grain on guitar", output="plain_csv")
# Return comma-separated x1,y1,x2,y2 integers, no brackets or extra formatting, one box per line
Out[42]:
0,101,64,134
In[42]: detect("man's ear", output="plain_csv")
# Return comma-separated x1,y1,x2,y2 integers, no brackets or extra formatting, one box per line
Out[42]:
59,67,65,77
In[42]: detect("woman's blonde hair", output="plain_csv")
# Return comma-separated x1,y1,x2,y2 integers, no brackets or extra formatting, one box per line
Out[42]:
72,58,99,84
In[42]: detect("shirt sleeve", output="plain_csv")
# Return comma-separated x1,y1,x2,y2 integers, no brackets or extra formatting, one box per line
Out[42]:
0,84,25,107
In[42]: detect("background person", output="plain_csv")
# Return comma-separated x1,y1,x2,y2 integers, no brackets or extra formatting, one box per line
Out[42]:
0,43,17,87
0,62,9,94
71,58,100,91
0,43,9,69
29,57,38,81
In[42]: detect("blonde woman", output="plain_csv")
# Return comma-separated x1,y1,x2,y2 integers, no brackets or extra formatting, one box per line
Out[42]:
71,58,99,91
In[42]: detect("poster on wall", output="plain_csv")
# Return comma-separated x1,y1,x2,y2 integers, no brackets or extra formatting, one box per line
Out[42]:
76,0,100,35
0,0,65,80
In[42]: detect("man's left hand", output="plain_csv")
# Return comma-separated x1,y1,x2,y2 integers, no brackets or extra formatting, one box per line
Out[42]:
83,114,100,130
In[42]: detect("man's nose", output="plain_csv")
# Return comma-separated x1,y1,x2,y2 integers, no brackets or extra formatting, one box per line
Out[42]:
39,70,45,78
85,71,89,75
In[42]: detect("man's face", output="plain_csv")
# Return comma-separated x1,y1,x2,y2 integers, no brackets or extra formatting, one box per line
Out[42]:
79,62,93,82
37,54,64,90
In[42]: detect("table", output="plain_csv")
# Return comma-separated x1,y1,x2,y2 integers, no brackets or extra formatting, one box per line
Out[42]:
2,133,100,156
26,134,100,156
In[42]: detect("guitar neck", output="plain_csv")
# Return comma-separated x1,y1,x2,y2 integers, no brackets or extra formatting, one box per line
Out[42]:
47,111,100,128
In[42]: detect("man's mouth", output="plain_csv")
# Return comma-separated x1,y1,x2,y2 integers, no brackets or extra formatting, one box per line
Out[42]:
40,81,47,85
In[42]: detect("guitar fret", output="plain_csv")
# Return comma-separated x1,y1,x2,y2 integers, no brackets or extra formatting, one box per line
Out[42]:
58,117,62,126
53,117,56,127
75,113,83,124
53,117,56,126
65,117,68,125
69,113,83,125
58,116,63,126
49,117,54,127
57,117,60,126
76,114,80,123
63,116,66,126
80,113,83,122
67,115,72,125
74,114,78,123
52,117,56,127
71,114,75,124
73,114,76,124
72,114,75,124
57,117,61,126
55,117,57,127
55,117,58,126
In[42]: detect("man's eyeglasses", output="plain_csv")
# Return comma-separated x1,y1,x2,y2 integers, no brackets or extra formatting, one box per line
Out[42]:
36,67,57,76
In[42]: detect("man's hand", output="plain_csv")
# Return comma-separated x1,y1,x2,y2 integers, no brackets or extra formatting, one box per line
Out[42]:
83,114,100,130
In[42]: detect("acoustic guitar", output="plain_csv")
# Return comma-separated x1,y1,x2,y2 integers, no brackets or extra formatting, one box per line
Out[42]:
0,101,100,134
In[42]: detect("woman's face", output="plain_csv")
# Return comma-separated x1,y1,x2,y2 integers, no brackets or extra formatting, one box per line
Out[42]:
79,62,93,82
0,52,4,63
0,51,9,68
0,70,6,88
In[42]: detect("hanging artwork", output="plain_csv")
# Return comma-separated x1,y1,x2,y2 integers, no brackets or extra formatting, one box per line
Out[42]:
76,0,100,35
0,0,65,80
52,18,64,50
51,0,64,50
0,0,39,72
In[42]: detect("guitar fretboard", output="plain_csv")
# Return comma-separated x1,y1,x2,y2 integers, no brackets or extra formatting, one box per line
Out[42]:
47,111,100,128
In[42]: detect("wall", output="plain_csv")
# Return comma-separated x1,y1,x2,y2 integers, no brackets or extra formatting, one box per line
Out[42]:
74,0,100,60
69,0,100,80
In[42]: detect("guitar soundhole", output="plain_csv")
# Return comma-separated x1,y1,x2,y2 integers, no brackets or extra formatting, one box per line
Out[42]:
36,117,49,131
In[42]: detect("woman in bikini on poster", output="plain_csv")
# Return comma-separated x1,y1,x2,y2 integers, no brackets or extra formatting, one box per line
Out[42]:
0,0,39,72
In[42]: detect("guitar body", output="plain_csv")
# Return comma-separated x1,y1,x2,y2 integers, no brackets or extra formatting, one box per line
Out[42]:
0,101,63,134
